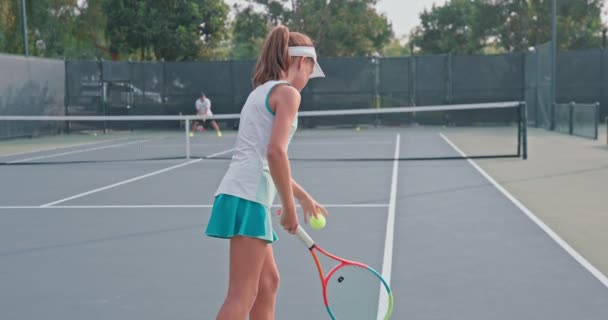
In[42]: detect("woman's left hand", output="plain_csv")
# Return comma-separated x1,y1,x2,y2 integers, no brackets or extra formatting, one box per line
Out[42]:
297,193,328,224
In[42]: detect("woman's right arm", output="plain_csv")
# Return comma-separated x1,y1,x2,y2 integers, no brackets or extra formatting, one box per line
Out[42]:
267,85,301,234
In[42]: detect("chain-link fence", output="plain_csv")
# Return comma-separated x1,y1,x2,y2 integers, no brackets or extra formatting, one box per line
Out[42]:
524,42,553,129
2,48,607,133
557,49,602,105
63,54,526,118
523,44,608,138
603,50,608,120
452,53,524,104
0,54,65,139
0,54,65,116
555,102,600,139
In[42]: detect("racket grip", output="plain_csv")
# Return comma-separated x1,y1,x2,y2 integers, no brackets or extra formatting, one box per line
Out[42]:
295,226,315,249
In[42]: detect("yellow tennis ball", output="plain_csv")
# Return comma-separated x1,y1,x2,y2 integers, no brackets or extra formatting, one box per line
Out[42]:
310,214,326,230
189,132,194,138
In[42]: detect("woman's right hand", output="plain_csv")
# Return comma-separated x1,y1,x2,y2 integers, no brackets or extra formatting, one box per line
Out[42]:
279,205,299,234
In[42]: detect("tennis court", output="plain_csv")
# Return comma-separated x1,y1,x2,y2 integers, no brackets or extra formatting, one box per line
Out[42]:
1,107,607,319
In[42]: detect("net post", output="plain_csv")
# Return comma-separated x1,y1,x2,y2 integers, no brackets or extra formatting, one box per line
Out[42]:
98,58,108,134
520,51,526,120
373,57,381,126
64,60,71,134
373,57,380,109
594,102,600,140
229,59,237,115
162,59,167,109
20,0,29,56
410,54,417,106
550,0,557,131
534,46,540,128
185,118,191,159
517,105,522,158
446,53,453,105
520,102,528,160
569,101,574,135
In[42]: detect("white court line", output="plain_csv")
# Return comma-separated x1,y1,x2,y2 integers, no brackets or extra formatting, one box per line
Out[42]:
8,139,148,164
377,133,400,319
146,143,231,148
38,147,233,208
204,148,235,159
275,204,389,208
40,159,203,207
440,133,608,289
291,141,394,146
0,205,213,209
0,203,389,210
0,137,136,159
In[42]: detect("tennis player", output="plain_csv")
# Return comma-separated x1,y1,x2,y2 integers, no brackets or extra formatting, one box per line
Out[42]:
205,25,328,319
191,92,222,137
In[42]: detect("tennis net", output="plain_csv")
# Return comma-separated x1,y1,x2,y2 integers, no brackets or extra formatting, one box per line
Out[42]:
0,101,527,165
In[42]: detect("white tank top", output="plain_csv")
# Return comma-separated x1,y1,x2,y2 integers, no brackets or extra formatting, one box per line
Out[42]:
215,80,298,207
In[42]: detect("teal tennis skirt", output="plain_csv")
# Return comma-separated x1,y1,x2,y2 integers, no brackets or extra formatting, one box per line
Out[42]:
205,194,278,243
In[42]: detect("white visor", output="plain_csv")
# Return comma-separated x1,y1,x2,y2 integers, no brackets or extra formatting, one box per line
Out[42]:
288,46,325,78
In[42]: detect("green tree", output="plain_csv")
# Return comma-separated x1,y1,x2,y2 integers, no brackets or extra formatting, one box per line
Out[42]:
58,0,107,59
496,0,604,51
410,0,498,54
290,0,393,57
383,37,410,57
0,0,15,52
25,0,77,57
494,0,531,52
231,5,268,59
297,0,393,57
554,0,603,49
103,0,229,61
0,0,106,58
235,0,392,58
410,0,605,54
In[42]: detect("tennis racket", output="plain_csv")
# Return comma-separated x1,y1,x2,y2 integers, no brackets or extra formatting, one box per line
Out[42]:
295,225,394,319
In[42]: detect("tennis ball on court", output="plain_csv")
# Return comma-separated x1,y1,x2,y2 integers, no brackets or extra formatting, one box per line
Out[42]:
189,132,194,138
356,126,361,132
310,214,326,230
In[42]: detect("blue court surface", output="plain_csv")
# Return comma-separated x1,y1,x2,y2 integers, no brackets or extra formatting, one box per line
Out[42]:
1,129,607,320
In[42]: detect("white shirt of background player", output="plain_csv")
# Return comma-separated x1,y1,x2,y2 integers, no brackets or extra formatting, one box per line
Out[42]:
196,96,212,118
192,94,222,137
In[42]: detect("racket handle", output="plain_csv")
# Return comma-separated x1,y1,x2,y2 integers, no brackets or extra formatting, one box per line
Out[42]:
295,226,315,249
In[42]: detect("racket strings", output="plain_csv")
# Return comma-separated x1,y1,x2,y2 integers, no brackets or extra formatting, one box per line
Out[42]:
325,265,391,319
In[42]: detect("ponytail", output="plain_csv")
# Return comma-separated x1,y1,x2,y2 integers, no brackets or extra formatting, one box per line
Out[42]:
252,26,315,87
252,26,291,87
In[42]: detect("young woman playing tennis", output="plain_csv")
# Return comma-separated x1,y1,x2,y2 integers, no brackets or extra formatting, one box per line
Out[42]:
205,25,329,320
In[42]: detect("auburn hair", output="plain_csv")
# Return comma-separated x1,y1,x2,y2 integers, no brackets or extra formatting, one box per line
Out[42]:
252,26,314,87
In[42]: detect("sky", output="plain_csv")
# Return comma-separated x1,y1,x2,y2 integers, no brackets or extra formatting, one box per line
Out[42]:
224,0,607,39
375,0,445,38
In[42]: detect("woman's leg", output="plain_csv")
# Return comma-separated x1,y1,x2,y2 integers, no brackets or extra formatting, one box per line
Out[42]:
250,245,280,320
216,236,268,320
